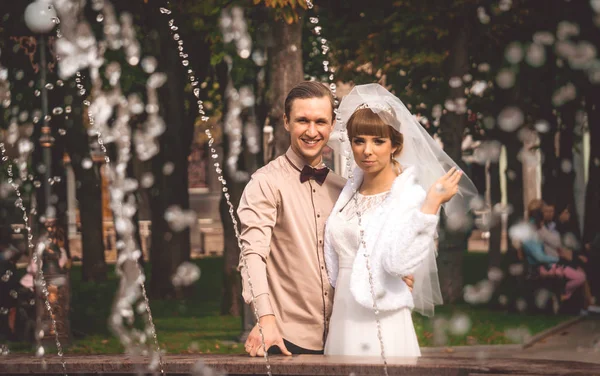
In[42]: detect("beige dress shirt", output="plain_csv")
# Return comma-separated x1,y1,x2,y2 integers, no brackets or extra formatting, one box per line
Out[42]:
237,147,346,351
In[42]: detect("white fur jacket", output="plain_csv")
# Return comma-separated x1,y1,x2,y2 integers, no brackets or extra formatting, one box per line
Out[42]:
324,166,439,311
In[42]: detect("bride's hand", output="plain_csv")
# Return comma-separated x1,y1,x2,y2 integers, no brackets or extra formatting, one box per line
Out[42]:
422,167,463,214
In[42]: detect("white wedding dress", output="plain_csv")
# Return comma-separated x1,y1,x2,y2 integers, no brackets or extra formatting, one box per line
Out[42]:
324,191,421,357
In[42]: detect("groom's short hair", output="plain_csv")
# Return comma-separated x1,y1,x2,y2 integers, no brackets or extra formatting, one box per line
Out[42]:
284,81,335,121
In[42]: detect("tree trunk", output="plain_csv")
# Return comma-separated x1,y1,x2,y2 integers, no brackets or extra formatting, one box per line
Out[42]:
536,44,559,205
503,133,524,261
437,12,471,303
556,103,581,236
216,62,243,316
64,105,106,281
148,1,193,299
265,17,304,161
539,116,559,205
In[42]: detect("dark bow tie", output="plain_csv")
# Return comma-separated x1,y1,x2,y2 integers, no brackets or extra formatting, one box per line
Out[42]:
300,165,329,185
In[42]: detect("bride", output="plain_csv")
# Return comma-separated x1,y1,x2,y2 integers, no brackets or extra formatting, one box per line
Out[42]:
323,84,477,357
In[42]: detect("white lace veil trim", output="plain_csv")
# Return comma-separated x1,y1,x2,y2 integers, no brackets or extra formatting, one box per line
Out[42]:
328,83,478,316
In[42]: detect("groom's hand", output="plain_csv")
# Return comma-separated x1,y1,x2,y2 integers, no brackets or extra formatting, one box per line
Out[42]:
245,315,291,357
403,275,414,292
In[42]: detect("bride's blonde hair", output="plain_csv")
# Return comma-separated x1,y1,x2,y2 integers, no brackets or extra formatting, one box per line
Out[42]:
346,107,404,171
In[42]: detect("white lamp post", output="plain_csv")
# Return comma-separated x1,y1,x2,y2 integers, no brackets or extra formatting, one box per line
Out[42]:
24,0,57,221
24,0,72,347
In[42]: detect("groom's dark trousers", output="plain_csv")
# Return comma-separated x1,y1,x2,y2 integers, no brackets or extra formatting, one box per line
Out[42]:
268,339,324,355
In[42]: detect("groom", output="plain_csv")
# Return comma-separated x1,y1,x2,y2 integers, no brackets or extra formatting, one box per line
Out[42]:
237,81,413,356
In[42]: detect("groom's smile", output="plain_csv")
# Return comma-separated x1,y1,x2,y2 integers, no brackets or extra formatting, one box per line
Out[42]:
301,137,323,146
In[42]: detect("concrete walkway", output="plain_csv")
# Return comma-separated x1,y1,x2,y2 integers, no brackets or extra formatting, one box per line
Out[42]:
423,315,600,365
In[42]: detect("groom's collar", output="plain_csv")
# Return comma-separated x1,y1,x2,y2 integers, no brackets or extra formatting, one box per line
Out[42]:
285,147,325,173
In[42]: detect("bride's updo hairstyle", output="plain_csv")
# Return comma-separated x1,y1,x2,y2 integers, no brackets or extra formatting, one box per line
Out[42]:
346,106,404,167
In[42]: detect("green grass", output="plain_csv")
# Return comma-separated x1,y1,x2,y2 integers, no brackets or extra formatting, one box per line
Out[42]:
413,304,568,347
7,254,571,354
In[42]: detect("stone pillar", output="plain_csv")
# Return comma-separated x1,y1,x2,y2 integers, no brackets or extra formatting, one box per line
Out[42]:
521,129,541,215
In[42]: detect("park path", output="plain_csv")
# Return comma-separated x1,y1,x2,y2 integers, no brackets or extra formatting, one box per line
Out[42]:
423,315,600,365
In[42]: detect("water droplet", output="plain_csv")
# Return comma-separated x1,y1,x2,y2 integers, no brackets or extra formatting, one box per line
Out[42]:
535,120,550,133
496,69,515,89
163,162,175,175
449,313,471,335
127,56,140,66
193,88,200,98
310,17,319,24
52,107,64,115
505,42,523,64
141,172,154,188
182,60,189,66
34,90,41,97
173,34,180,41
160,7,172,14
498,106,524,132
44,83,54,90
58,128,66,135
449,76,462,88
81,158,93,169
96,13,104,22
526,43,546,67
561,159,573,173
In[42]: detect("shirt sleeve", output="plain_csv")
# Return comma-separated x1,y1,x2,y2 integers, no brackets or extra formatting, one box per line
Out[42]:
522,240,559,265
237,173,278,317
538,227,563,250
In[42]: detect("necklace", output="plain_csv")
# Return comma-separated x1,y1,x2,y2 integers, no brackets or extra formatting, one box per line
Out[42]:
351,177,389,376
